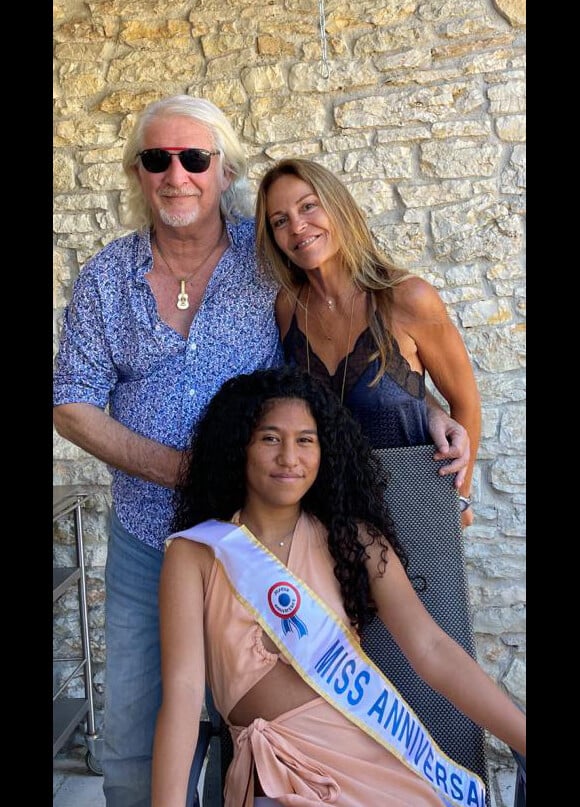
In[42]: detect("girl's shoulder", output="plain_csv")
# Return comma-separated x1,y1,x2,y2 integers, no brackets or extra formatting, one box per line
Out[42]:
165,533,215,570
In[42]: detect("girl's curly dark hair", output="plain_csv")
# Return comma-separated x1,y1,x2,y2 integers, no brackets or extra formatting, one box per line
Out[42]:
171,366,416,633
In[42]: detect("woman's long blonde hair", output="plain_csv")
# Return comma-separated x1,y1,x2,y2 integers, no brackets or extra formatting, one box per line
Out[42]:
255,158,412,385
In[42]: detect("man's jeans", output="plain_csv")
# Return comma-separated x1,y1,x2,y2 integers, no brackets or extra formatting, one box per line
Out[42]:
102,509,203,806
102,509,163,807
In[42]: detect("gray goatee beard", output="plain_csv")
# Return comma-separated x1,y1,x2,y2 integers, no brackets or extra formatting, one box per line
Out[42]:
159,207,199,227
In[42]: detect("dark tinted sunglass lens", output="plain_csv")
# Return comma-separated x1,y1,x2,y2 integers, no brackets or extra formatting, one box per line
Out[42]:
180,149,211,172
140,149,171,172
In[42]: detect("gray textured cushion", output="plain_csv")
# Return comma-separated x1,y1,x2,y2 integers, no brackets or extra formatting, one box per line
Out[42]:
362,444,490,801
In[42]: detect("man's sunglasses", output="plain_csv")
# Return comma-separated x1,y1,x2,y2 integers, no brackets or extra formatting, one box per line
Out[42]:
137,148,220,174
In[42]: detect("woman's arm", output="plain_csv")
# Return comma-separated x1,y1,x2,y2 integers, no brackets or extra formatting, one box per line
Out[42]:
151,538,210,807
367,540,525,756
394,278,481,522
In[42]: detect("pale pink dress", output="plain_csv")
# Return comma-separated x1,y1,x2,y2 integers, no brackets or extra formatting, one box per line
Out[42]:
203,512,445,807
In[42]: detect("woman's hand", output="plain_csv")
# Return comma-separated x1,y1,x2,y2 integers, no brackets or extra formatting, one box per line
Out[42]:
426,403,470,488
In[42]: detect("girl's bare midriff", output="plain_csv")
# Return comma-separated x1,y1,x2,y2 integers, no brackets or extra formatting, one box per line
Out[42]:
228,642,317,727
228,650,319,798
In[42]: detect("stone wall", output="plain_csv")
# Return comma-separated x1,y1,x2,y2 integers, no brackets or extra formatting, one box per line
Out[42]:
53,1,526,804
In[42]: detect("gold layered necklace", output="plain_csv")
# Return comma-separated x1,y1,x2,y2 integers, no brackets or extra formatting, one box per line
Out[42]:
304,285,357,405
153,231,224,311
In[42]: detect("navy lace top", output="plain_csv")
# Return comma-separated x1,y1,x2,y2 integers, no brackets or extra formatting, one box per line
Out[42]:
282,313,429,449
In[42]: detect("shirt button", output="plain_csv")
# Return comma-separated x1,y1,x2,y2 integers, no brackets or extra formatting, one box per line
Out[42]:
189,389,195,396
190,343,197,351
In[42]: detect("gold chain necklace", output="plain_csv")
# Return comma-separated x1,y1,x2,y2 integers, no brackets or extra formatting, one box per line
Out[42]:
239,515,298,547
153,232,223,311
304,285,356,405
266,526,296,548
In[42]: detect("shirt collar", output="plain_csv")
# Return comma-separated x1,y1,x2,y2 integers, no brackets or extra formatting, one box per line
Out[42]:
132,217,244,283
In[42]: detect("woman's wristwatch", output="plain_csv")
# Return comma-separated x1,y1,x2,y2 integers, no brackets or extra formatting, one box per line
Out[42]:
458,496,472,512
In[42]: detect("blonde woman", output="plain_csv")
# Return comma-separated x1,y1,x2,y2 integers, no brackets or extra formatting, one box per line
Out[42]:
255,159,487,790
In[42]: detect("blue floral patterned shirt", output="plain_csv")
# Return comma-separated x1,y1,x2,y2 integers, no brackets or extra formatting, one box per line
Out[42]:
53,219,283,550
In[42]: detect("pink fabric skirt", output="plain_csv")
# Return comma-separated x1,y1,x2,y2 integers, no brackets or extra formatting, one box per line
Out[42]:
225,697,445,807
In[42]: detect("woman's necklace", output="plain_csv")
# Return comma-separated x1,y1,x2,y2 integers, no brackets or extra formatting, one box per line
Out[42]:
304,284,356,405
153,232,223,311
239,515,298,547
266,526,296,548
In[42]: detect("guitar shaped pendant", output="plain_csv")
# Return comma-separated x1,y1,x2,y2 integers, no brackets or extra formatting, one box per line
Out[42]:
176,280,190,310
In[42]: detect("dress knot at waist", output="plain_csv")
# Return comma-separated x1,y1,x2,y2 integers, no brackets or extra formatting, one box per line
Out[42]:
226,717,340,806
